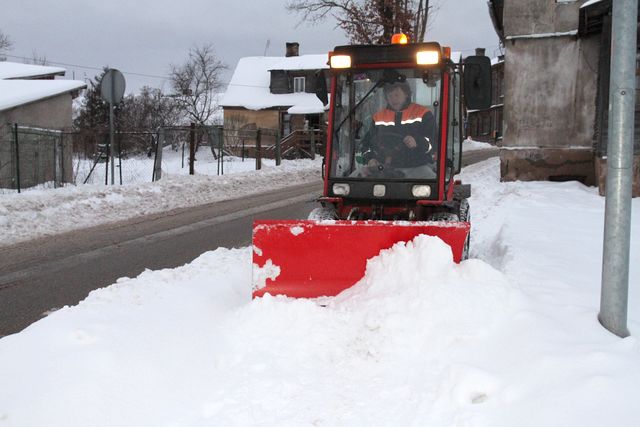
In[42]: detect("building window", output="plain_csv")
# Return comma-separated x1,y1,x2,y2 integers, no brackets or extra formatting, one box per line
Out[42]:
293,77,305,93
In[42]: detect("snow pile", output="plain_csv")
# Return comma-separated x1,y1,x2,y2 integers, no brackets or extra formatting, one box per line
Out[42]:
0,158,639,426
462,137,495,151
0,158,322,246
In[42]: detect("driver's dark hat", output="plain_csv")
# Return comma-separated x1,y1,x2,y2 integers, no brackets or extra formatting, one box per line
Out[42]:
383,81,411,97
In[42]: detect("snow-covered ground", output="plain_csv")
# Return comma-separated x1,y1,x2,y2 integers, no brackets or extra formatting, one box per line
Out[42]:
462,137,496,151
0,158,638,426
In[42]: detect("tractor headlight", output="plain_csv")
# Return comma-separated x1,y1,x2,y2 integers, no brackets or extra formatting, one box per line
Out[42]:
411,185,431,198
330,55,351,69
416,50,440,65
332,183,350,196
373,184,386,197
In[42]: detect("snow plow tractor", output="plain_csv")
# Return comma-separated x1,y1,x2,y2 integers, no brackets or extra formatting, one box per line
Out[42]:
253,36,491,299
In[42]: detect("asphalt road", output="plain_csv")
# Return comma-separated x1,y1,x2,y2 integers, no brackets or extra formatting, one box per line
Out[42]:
0,181,323,337
0,148,499,337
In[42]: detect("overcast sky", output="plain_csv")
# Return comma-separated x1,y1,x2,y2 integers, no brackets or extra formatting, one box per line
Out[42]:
1,0,501,94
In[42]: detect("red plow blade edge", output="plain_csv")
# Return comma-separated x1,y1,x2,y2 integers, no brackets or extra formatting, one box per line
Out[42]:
252,220,470,299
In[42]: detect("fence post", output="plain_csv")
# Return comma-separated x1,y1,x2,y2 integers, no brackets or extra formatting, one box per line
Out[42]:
189,123,195,175
219,127,224,175
275,129,282,166
58,134,64,187
52,132,58,188
217,128,221,176
104,133,109,185
118,130,123,185
310,129,316,160
256,129,262,170
153,129,164,182
13,124,21,193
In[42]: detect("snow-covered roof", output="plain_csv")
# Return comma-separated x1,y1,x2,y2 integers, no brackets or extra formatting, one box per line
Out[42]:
0,61,66,80
581,0,604,8
221,55,328,113
0,79,87,111
505,30,578,40
268,54,328,71
491,56,504,66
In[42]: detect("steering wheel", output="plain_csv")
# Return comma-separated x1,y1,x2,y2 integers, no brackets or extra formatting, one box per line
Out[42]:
379,131,406,151
367,163,406,178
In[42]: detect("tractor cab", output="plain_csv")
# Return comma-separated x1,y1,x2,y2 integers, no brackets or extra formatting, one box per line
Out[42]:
315,41,490,220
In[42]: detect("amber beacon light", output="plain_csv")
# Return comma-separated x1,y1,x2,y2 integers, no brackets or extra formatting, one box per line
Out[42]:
391,33,408,44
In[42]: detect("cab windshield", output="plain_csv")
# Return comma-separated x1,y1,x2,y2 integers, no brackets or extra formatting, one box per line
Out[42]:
330,68,442,180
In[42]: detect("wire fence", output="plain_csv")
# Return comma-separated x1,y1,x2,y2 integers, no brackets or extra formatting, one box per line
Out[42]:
0,124,324,194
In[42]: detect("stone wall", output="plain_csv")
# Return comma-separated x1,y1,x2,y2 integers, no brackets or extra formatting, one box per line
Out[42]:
500,0,601,185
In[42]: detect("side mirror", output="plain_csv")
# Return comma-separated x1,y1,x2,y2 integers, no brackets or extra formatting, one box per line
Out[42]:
463,56,492,111
315,70,329,106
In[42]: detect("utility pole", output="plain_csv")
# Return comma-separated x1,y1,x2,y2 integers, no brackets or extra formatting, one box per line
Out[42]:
598,0,637,338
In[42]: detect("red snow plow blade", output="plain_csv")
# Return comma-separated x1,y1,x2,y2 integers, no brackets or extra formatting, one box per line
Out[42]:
252,220,470,299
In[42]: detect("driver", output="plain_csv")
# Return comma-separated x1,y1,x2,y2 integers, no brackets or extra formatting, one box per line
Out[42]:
359,80,436,178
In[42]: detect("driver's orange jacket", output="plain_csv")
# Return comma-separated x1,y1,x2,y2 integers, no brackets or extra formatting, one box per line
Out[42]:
373,104,430,127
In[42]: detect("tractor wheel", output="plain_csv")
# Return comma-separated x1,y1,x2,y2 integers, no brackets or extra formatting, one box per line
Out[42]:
308,206,338,220
458,198,470,222
428,212,459,222
428,204,471,261
458,199,471,260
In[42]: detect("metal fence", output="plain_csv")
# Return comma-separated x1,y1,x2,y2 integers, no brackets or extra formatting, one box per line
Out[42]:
0,123,324,193
0,125,72,193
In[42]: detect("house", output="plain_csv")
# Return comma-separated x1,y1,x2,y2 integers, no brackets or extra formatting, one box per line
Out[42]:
220,43,328,155
488,0,639,195
0,61,86,189
466,52,505,143
0,61,66,80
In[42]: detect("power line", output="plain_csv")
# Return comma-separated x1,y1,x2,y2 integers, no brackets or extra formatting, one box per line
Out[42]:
0,53,270,89
2,53,169,80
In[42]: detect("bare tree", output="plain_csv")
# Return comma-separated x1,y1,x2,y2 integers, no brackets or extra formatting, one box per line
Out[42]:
0,29,12,51
29,49,48,65
169,44,227,127
120,87,182,131
286,0,438,44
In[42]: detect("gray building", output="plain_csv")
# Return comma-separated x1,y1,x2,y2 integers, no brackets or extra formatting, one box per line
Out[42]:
489,0,639,195
0,62,86,189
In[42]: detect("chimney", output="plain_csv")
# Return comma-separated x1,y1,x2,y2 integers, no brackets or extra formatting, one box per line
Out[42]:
475,47,486,56
286,42,299,57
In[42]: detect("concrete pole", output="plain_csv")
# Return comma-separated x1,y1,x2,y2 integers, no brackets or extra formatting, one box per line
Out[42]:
598,0,637,338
